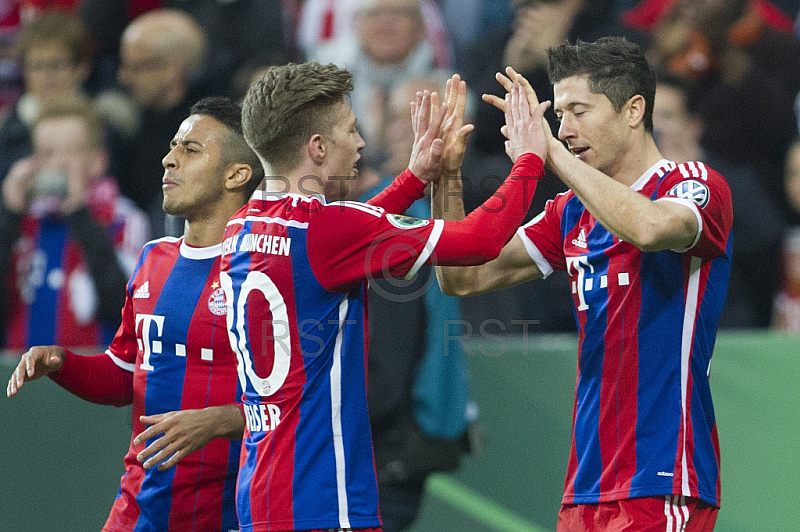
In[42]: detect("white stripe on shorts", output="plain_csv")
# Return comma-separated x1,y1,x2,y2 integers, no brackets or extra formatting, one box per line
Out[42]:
664,495,690,532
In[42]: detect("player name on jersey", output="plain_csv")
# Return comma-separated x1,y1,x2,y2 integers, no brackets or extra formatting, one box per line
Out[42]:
242,403,282,433
222,233,291,256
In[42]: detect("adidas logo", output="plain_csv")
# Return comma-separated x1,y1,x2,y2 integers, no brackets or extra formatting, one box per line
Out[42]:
133,281,150,299
571,228,588,249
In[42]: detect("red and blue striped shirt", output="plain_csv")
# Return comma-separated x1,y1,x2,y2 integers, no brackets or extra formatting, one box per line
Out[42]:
102,237,240,532
518,159,732,507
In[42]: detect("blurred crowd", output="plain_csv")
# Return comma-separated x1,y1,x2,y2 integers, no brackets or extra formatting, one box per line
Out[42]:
2,0,800,354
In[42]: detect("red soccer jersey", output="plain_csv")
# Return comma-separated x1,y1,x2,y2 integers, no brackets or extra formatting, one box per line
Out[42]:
102,237,240,532
518,160,732,507
221,154,543,531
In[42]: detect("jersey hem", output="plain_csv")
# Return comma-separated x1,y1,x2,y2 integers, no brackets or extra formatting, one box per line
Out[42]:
562,487,719,508
240,517,382,532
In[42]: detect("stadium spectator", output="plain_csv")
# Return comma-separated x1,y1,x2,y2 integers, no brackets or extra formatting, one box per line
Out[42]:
220,62,547,531
435,38,731,529
6,96,264,531
297,0,450,71
649,0,800,225
653,75,784,328
360,75,474,532
305,0,446,169
0,96,148,351
0,10,93,180
113,8,210,237
79,0,289,96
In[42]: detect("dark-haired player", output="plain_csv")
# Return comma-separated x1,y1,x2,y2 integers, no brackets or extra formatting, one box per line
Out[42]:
436,37,732,531
8,97,263,532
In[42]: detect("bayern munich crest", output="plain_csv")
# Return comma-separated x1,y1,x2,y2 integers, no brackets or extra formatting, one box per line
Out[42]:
207,287,227,316
667,179,710,208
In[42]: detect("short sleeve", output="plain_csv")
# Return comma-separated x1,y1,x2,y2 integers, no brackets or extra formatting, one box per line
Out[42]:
658,162,732,259
517,193,570,276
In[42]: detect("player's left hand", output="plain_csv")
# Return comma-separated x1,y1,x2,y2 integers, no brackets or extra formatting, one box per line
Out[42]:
440,74,475,177
135,408,221,471
407,89,447,185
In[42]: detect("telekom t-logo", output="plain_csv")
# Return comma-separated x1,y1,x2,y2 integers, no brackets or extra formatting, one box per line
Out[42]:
136,313,165,371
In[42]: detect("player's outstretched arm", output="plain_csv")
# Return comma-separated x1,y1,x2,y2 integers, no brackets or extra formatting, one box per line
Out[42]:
6,346,65,397
135,405,245,471
434,82,550,295
434,82,548,295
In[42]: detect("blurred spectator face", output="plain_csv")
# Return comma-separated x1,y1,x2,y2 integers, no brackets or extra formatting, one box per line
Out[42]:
785,141,800,213
358,0,424,66
23,41,86,102
33,115,105,185
652,83,701,163
118,34,173,110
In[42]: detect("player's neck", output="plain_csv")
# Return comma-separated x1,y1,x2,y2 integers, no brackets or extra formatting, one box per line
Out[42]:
611,137,664,187
263,172,325,197
182,208,236,248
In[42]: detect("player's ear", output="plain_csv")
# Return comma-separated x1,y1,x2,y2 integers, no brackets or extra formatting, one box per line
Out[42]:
307,133,326,164
224,162,253,192
626,94,646,128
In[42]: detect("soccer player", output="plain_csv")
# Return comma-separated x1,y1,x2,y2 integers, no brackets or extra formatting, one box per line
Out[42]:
7,97,264,532
220,62,549,532
435,37,732,531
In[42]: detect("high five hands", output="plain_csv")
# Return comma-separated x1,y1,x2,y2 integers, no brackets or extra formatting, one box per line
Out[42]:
407,73,474,184
483,66,554,162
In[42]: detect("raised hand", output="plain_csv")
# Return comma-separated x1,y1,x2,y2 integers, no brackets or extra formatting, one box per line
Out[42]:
504,81,552,163
2,156,40,213
482,66,540,112
6,346,66,397
440,74,475,176
483,67,554,147
407,89,447,184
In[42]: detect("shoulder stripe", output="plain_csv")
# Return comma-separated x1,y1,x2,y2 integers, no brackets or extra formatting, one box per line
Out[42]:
227,215,309,229
144,236,180,247
251,191,324,205
326,200,385,217
105,350,135,372
677,161,709,181
516,227,554,278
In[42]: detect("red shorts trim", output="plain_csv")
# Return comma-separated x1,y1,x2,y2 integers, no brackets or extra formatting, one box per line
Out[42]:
557,496,718,531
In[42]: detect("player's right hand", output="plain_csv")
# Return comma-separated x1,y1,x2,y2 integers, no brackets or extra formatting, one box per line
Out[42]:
6,346,65,397
503,81,551,163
